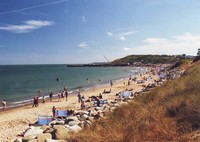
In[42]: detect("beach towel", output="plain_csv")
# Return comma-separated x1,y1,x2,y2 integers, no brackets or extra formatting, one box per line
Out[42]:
38,115,52,125
94,100,108,106
121,91,132,98
137,80,145,84
56,110,68,117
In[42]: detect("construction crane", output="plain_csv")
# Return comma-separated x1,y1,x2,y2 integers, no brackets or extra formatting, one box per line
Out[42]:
103,56,110,63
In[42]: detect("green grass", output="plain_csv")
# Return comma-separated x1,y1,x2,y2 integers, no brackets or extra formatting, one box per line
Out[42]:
111,54,178,64
72,62,200,142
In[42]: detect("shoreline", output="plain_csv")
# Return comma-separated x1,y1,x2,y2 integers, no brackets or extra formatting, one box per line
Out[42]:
0,67,147,111
0,67,156,141
0,76,132,114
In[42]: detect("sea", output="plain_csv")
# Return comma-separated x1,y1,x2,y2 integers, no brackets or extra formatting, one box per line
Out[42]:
0,65,147,109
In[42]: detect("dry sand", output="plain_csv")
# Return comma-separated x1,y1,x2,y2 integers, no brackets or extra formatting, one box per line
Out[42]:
0,71,158,141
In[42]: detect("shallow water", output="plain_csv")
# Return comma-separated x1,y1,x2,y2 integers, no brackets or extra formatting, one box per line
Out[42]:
0,65,147,108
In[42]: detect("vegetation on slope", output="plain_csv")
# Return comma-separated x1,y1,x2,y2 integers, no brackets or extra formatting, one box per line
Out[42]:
111,55,178,64
72,62,200,142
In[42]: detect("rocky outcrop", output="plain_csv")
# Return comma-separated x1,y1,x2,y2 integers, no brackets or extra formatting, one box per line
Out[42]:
52,126,70,140
16,92,141,142
37,133,52,142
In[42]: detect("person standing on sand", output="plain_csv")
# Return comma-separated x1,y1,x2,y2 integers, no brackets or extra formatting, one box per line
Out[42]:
61,91,64,101
36,96,39,107
77,92,81,103
42,96,45,103
65,90,68,101
1,100,6,109
52,106,56,120
32,97,37,107
110,80,113,87
49,91,53,102
58,92,61,102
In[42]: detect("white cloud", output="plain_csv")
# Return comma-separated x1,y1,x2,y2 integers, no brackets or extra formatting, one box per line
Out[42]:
106,31,136,41
78,41,89,48
120,31,135,36
173,32,200,42
106,32,114,37
0,20,54,33
123,47,132,51
120,36,126,41
132,33,199,55
144,38,168,44
81,16,86,23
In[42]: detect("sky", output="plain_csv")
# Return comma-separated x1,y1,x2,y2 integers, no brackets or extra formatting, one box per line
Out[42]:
0,0,200,64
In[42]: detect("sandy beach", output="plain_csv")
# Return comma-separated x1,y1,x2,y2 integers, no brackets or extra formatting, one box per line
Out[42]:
0,70,159,141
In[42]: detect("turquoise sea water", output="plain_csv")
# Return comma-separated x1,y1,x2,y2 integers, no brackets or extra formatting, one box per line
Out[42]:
0,65,146,108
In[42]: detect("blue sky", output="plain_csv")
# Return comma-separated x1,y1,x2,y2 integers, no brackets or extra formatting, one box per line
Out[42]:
0,0,200,64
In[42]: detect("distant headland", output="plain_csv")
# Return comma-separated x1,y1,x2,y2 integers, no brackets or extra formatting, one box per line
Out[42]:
67,54,196,67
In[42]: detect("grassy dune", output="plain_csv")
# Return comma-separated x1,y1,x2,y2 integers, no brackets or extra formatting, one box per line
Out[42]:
72,62,200,142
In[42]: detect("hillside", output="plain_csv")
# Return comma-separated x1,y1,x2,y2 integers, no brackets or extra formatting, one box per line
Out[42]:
72,61,200,141
111,55,178,65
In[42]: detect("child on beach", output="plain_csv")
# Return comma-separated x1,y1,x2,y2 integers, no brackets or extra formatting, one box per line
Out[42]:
1,100,6,109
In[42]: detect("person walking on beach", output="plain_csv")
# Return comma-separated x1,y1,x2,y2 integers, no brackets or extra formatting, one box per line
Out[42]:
1,100,6,109
77,92,81,103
